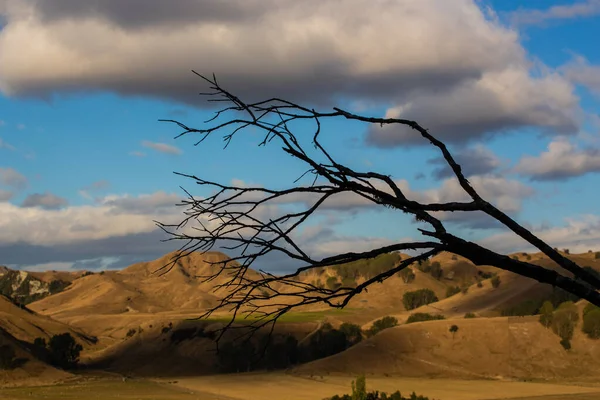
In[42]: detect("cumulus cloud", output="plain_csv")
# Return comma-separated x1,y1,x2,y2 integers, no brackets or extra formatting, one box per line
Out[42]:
428,145,503,179
513,138,600,181
0,0,535,108
99,191,180,215
21,192,69,210
0,191,183,247
479,214,600,255
562,55,600,96
366,66,578,146
0,167,27,188
509,0,600,27
141,140,182,155
0,189,13,202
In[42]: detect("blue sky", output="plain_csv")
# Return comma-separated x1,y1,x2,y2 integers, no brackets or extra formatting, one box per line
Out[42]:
1,0,600,272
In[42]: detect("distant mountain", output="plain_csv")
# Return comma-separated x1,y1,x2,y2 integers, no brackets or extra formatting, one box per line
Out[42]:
0,266,75,305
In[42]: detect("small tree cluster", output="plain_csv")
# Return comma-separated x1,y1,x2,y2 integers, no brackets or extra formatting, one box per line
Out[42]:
399,268,416,284
366,316,398,337
538,301,554,328
491,276,501,288
406,313,445,324
32,333,83,369
551,302,579,350
464,313,477,319
583,304,600,339
0,344,16,370
403,289,439,310
329,375,434,400
445,286,461,298
417,260,443,280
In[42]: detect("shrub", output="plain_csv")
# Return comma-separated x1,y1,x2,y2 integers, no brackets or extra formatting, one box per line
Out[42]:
563,248,570,254
464,312,477,319
461,286,469,295
341,277,358,288
582,308,600,339
560,339,571,350
328,375,431,400
584,303,599,317
48,279,70,294
366,316,398,337
551,303,578,341
477,281,483,288
451,255,457,260
47,333,83,369
399,268,415,284
326,276,341,290
539,301,554,328
339,323,363,346
429,262,443,280
403,289,439,310
126,328,136,338
491,276,501,288
406,313,445,324
449,324,459,339
445,286,460,298
0,345,16,369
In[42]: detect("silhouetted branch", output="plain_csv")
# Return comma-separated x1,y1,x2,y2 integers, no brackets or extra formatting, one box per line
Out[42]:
156,73,600,345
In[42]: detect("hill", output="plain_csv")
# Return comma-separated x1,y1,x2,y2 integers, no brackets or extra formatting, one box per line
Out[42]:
0,266,81,305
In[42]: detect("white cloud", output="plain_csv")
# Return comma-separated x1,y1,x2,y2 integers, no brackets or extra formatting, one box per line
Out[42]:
0,167,27,188
562,55,600,96
367,65,578,146
479,214,600,255
514,138,600,181
21,192,69,210
129,150,146,157
509,0,600,27
0,189,13,202
141,140,182,155
0,191,185,246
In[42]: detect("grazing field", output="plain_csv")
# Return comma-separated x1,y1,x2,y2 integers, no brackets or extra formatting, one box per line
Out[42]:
4,374,598,400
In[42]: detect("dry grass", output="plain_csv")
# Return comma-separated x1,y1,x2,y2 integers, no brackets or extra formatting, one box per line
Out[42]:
2,374,600,400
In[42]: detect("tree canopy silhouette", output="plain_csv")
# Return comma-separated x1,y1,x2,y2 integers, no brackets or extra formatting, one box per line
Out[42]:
157,73,600,343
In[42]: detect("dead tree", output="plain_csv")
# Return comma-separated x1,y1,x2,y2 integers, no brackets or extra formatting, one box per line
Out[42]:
156,73,600,342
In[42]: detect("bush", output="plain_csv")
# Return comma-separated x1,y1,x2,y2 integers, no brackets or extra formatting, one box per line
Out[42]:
403,289,439,310
464,312,477,319
551,303,578,341
399,268,415,284
326,276,341,290
461,286,469,295
47,333,83,369
341,277,358,288
48,279,70,294
491,276,501,288
0,345,16,369
582,308,600,339
328,375,432,400
449,324,459,339
560,338,571,350
476,281,483,288
539,301,554,328
366,316,398,337
406,313,445,324
445,286,460,298
429,262,443,280
126,328,136,338
339,323,363,346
